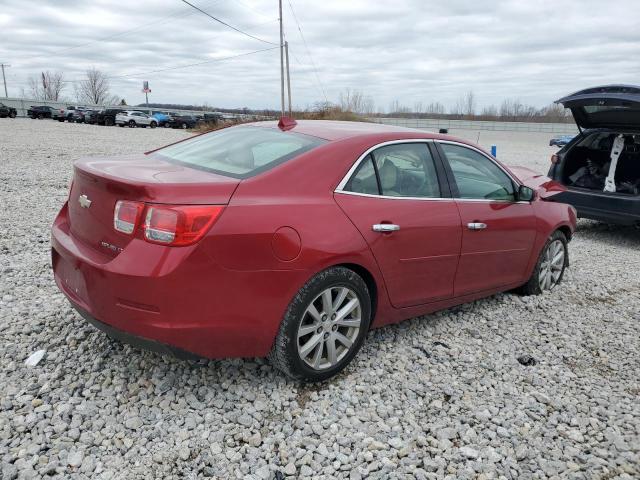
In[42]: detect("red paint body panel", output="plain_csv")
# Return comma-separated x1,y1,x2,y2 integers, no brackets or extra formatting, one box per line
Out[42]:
453,200,536,296
50,120,577,359
335,194,461,307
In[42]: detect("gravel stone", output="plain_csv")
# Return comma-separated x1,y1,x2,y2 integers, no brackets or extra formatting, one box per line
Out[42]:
1,120,639,478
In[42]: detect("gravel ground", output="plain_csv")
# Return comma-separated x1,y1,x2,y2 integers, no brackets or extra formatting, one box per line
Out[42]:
1,118,639,479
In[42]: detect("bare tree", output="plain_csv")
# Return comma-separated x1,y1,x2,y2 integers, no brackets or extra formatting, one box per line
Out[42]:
388,99,411,115
481,105,498,117
339,88,375,115
27,71,65,101
453,90,476,117
76,67,111,105
425,101,445,115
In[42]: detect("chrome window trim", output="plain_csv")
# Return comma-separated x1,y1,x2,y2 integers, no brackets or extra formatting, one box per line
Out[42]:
334,138,528,203
334,138,438,197
335,190,453,202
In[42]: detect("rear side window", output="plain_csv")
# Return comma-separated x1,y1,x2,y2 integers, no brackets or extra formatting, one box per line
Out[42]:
155,126,325,178
440,143,515,201
344,143,441,198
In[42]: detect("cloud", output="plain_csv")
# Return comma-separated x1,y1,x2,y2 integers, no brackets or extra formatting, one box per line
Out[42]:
2,0,639,110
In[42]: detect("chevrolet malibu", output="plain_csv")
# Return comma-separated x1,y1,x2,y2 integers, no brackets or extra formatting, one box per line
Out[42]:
51,119,576,381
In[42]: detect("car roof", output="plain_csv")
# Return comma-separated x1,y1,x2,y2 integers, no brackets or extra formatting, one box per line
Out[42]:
249,119,439,141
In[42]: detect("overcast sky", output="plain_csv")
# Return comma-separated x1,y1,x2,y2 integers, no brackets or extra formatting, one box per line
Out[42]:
1,0,639,111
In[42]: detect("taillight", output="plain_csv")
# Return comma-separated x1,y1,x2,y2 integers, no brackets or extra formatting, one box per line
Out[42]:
114,200,144,234
143,205,224,246
551,154,559,164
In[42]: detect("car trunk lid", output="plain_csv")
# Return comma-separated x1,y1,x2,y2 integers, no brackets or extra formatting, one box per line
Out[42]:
556,85,640,130
68,154,239,255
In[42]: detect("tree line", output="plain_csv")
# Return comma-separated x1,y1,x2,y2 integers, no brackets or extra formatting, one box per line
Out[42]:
23,68,124,106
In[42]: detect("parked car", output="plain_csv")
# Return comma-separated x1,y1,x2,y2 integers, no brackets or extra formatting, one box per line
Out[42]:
202,112,222,125
549,134,575,147
71,107,92,123
27,105,56,119
115,110,158,128
83,110,101,124
0,102,17,118
150,111,171,127
51,119,576,381
168,114,199,129
547,84,640,225
96,108,123,126
57,105,77,122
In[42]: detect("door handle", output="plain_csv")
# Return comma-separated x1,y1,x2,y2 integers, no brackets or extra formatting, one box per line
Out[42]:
372,224,400,232
467,222,487,230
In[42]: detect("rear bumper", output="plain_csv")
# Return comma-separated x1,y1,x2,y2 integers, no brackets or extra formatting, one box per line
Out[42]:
549,189,640,225
73,305,200,360
51,203,303,359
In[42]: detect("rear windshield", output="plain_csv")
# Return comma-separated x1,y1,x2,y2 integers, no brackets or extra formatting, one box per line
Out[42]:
154,126,326,178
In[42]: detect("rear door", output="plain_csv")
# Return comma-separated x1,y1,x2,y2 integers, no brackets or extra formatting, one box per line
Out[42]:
335,141,462,308
436,142,536,296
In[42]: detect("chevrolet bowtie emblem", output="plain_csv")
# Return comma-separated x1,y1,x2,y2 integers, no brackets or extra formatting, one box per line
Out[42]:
78,194,92,209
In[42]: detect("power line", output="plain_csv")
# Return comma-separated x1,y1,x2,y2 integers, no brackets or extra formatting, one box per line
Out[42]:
286,0,328,103
109,46,279,79
53,47,278,84
179,0,278,45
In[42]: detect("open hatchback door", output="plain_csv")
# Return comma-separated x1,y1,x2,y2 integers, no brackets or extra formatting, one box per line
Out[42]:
556,85,640,131
547,85,640,225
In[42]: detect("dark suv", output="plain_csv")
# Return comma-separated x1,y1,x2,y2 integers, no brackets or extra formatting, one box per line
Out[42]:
168,114,200,129
548,85,640,225
0,103,17,118
96,108,123,126
27,105,56,119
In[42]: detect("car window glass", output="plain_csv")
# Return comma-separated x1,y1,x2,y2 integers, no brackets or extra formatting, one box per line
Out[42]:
372,143,440,197
344,155,379,195
155,126,325,178
441,143,515,201
251,141,306,167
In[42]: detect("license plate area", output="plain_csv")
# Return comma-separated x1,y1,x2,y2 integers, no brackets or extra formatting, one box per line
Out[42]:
53,249,89,305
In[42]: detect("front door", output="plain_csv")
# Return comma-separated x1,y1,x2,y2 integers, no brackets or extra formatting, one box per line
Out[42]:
335,142,462,308
437,142,536,296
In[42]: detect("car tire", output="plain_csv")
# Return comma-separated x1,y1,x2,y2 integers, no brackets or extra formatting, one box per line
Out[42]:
520,230,568,296
181,122,188,129
128,120,136,128
270,266,372,382
150,121,157,128
37,113,44,119
9,112,16,118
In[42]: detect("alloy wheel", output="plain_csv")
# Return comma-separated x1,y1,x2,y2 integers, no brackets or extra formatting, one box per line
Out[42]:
297,286,362,371
539,239,565,290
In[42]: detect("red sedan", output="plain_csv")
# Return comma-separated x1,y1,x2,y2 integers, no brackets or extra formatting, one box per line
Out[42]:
51,120,576,381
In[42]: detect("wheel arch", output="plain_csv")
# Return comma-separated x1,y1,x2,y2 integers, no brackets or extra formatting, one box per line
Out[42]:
332,262,379,327
556,224,573,242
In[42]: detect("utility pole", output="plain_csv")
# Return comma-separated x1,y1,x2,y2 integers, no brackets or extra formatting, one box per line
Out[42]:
1,64,9,98
278,0,285,117
285,41,292,116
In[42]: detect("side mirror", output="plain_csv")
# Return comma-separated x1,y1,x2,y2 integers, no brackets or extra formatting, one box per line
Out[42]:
517,185,535,202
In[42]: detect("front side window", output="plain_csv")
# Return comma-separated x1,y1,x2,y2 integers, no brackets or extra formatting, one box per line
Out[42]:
440,143,515,201
344,143,441,198
154,126,325,178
